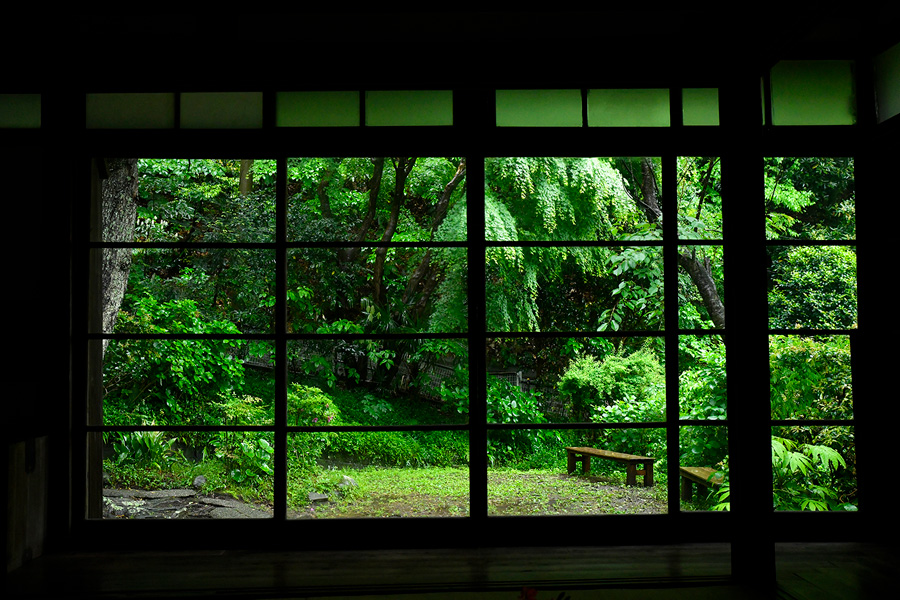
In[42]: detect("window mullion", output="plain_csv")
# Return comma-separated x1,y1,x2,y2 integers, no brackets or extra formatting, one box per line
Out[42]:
274,156,288,521
468,152,488,522
661,153,681,515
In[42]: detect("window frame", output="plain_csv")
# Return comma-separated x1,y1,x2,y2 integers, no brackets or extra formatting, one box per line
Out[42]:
72,74,874,551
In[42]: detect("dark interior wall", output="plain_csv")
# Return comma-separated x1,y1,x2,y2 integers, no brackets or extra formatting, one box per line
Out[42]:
5,10,898,572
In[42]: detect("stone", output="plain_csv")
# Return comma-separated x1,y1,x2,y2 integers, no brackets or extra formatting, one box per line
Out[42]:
308,492,329,502
339,475,358,488
192,475,207,489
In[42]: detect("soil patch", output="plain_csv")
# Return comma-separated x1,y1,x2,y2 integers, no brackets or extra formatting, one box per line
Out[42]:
102,470,667,519
103,488,272,519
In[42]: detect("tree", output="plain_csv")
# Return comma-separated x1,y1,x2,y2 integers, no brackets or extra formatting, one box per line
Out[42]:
100,158,139,350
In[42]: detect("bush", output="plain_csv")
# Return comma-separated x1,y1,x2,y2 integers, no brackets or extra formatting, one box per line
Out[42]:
286,384,340,473
593,391,666,461
768,245,857,329
558,347,663,421
769,335,853,420
103,295,245,426
486,378,555,466
772,435,856,511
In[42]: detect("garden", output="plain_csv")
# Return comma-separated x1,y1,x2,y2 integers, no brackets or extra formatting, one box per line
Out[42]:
97,155,858,519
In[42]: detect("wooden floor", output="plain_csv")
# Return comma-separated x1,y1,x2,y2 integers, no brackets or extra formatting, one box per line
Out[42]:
6,542,897,599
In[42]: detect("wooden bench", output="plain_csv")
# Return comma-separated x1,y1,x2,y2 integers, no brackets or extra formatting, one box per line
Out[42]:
679,466,724,501
564,446,656,487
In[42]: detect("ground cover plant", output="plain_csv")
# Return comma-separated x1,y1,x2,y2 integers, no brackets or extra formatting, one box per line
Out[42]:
98,155,858,518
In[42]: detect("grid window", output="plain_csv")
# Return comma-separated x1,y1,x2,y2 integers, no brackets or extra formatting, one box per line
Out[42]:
765,156,858,512
80,84,870,536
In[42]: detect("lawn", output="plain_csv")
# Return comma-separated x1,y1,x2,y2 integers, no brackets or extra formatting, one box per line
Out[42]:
287,467,668,519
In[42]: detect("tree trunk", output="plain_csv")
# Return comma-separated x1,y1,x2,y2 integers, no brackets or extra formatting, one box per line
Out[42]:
340,157,385,263
639,157,662,223
239,159,254,196
402,158,466,309
677,250,727,338
373,157,416,309
101,158,139,352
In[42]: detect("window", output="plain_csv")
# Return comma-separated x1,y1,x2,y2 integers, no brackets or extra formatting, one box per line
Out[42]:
78,70,872,551
765,156,858,512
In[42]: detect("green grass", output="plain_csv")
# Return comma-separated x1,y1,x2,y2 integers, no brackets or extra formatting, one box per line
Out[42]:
286,466,668,518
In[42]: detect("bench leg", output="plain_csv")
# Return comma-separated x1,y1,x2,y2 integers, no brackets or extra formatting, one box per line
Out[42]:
681,476,693,501
625,464,637,486
567,452,590,475
643,462,654,487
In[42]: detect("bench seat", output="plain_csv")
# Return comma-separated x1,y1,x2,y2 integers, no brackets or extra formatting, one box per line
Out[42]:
679,466,724,501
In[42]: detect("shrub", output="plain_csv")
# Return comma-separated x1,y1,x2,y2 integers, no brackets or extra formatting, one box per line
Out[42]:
771,436,855,511
107,429,181,472
286,384,340,473
768,245,856,329
769,335,853,420
558,346,664,421
486,378,554,466
103,295,245,426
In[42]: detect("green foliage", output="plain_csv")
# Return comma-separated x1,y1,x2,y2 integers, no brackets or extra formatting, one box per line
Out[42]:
769,335,853,420
288,384,340,426
103,295,246,426
771,436,855,511
107,430,181,471
558,346,664,420
764,157,855,241
284,385,340,475
214,434,275,485
677,157,722,240
678,336,727,420
557,355,607,418
599,245,664,332
768,245,857,329
484,157,653,333
486,378,558,466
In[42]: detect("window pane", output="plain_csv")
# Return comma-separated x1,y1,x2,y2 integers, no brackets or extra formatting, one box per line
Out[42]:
874,43,900,123
770,60,856,125
486,245,664,333
287,157,467,242
767,245,857,329
286,339,468,426
769,335,853,420
487,337,666,425
678,245,725,330
677,157,722,240
764,157,854,241
0,93,41,128
587,89,670,127
495,89,582,127
682,89,719,126
679,335,727,420
679,425,728,512
99,247,275,334
124,158,276,243
288,246,467,334
277,91,360,127
103,339,271,426
287,431,469,518
487,428,667,515
180,92,263,129
772,425,857,512
86,93,176,129
101,431,275,519
365,90,453,126
486,157,663,242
